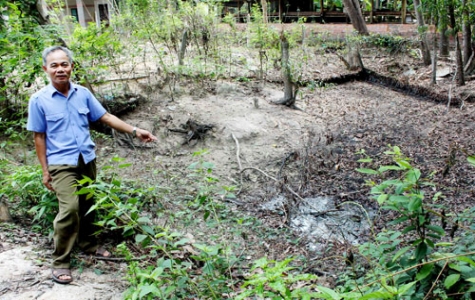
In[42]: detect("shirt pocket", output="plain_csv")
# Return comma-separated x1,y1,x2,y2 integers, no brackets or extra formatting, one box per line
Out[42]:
78,107,90,127
45,113,66,133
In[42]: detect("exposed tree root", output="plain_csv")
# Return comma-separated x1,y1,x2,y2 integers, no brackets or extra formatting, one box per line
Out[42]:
168,119,214,145
309,69,475,106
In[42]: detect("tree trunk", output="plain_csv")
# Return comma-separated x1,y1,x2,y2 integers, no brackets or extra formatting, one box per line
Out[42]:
439,24,449,57
274,34,296,108
462,0,472,67
431,17,438,85
178,29,188,66
438,3,449,57
338,44,364,71
413,0,431,65
448,0,465,86
455,36,465,86
0,199,13,223
261,0,268,23
342,0,369,35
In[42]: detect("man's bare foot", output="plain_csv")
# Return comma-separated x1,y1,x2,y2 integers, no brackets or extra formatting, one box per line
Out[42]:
95,246,111,258
52,268,73,284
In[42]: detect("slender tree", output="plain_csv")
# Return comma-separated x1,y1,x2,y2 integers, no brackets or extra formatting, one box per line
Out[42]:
414,0,432,65
462,0,472,67
431,2,438,86
261,0,268,23
342,0,369,35
448,0,465,85
438,0,450,57
274,33,297,108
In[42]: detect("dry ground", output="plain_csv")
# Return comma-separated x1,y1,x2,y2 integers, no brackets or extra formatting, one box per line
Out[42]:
2,35,475,298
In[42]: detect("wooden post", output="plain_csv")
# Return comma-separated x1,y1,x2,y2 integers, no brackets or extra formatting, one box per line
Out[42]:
370,0,374,23
237,0,240,22
401,0,407,24
279,0,283,22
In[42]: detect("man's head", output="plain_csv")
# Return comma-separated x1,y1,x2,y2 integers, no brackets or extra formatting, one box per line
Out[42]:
42,46,74,90
42,46,73,66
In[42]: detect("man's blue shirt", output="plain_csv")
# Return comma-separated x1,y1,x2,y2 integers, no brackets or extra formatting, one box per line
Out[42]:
27,83,107,165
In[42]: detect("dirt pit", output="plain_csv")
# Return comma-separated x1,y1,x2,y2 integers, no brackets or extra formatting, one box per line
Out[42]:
2,41,475,298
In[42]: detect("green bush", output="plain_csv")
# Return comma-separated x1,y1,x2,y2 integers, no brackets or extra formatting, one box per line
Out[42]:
333,146,475,299
0,163,57,233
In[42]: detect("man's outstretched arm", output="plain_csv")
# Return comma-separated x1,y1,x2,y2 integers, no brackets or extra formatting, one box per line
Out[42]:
99,113,157,142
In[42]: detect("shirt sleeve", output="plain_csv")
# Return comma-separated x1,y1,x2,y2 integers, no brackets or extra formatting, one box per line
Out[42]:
86,90,107,122
26,96,46,133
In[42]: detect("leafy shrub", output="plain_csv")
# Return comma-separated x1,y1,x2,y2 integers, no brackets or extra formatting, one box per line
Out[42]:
0,163,57,233
333,146,475,299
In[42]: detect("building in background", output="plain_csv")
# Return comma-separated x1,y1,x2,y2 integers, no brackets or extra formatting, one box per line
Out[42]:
39,0,115,28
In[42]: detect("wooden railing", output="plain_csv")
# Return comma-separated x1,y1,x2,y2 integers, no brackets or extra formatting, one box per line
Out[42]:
268,9,414,24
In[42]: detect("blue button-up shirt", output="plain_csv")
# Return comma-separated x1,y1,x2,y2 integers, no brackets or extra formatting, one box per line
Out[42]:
27,83,107,166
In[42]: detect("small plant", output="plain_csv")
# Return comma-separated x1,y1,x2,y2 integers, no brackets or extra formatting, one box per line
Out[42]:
236,257,319,300
333,146,475,298
0,164,57,233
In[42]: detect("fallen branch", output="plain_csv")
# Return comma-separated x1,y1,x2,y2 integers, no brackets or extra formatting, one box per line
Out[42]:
239,167,304,201
77,255,142,262
231,133,243,171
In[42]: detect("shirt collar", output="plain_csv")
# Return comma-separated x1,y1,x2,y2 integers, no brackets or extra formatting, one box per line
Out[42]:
47,82,78,97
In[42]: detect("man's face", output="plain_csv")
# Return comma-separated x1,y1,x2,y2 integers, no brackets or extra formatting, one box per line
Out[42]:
42,50,73,88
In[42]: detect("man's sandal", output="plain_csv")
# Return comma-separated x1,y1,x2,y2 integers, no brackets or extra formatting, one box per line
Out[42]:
95,246,111,258
52,268,73,284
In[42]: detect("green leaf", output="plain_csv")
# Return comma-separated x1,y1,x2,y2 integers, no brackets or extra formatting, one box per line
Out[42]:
388,216,409,226
444,274,460,289
401,225,416,234
315,286,341,300
398,281,416,295
435,242,454,247
466,278,475,283
268,281,287,295
376,194,388,205
392,246,411,263
416,263,434,280
396,160,412,169
359,291,394,300
75,187,92,195
415,242,428,261
432,192,443,201
426,225,445,236
456,256,475,267
140,225,155,236
408,197,422,212
467,156,475,167
137,216,151,224
379,165,404,172
449,263,461,272
389,195,410,203
173,238,190,247
135,234,148,244
356,168,379,175
138,284,160,298
425,238,435,248
405,168,421,183
357,158,372,163
380,277,397,294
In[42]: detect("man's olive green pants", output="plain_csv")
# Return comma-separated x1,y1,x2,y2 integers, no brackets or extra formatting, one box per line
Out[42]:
48,155,99,269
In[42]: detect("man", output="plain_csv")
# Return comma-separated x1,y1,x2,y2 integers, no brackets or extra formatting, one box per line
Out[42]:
27,46,157,284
